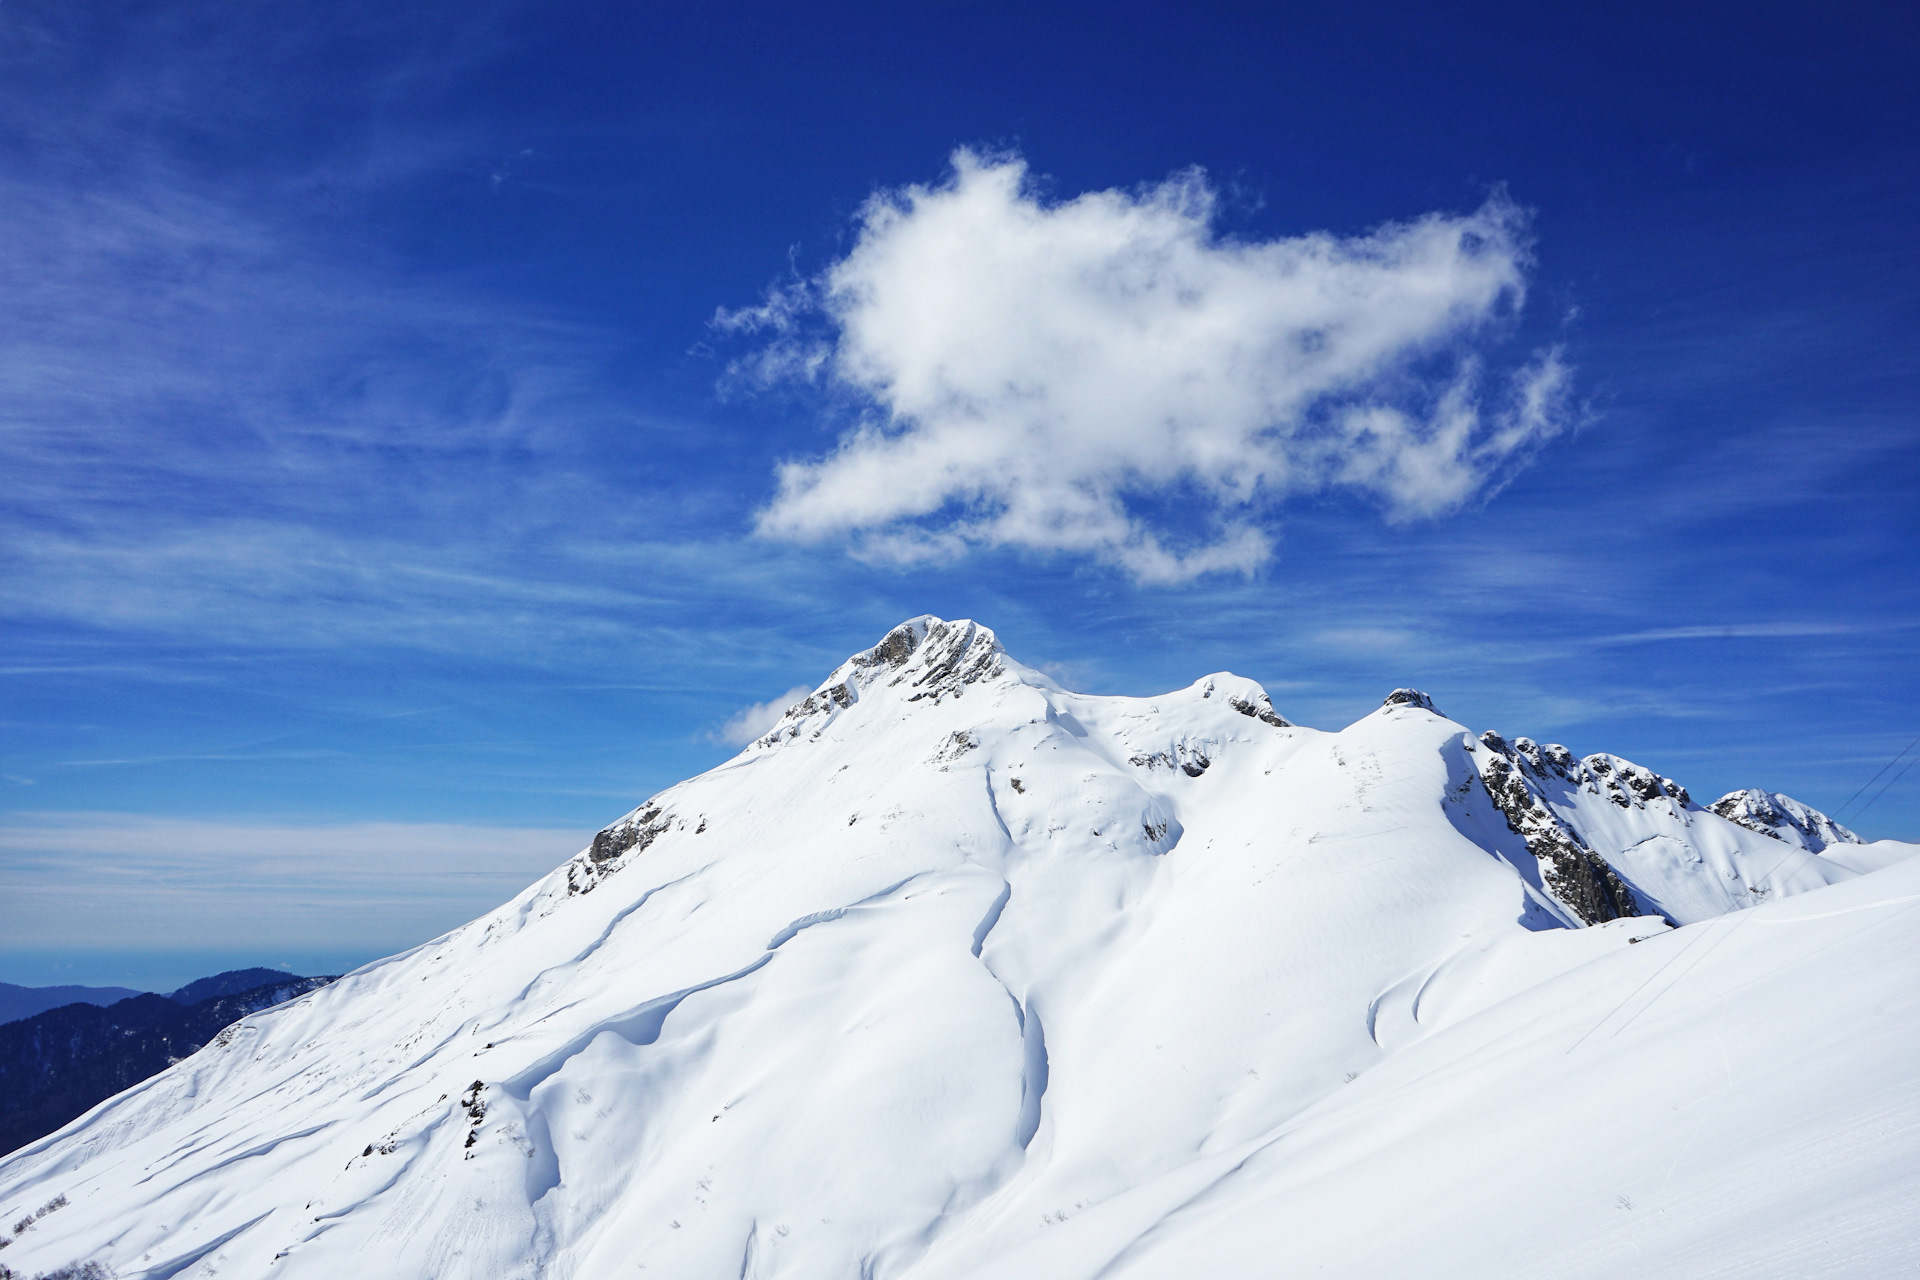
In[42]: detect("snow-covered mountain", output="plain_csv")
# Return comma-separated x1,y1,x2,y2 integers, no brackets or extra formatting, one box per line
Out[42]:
4,617,1916,1280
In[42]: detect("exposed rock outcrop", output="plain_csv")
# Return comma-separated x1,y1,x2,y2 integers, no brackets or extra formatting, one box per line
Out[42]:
1228,692,1290,727
568,803,683,896
1474,732,1644,925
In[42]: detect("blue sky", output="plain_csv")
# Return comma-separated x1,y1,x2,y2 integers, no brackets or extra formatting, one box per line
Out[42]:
3,1,1917,990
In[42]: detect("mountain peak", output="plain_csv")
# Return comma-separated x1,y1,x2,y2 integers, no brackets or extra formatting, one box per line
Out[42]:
1381,687,1439,714
1709,787,1861,852
753,616,1011,750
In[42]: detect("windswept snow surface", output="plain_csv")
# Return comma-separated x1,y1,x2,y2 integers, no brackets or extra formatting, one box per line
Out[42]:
2,618,1914,1279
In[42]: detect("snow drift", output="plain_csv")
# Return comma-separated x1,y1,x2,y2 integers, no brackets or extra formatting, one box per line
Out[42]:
2,618,1915,1279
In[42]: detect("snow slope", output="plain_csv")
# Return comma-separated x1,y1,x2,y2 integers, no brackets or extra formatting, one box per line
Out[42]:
1,617,1912,1279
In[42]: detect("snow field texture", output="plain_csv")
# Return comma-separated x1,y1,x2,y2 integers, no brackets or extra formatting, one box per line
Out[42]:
1,617,1914,1279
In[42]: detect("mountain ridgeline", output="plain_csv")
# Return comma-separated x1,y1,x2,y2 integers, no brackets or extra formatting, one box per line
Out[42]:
0,618,1913,1280
0,985,146,1028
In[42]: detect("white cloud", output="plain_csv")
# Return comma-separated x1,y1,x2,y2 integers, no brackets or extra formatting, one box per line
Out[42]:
727,150,1572,583
714,685,813,746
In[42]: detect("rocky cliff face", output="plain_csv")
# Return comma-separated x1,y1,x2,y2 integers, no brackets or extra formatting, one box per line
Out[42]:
1469,730,1646,925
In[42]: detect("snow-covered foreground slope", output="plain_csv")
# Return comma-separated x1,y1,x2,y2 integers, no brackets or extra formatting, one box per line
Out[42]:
956,854,1920,1280
2,618,1913,1279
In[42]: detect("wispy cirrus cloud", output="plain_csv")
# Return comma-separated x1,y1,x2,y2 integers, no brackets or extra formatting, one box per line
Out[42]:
723,149,1573,584
0,0,633,657
0,162,615,520
1591,622,1881,645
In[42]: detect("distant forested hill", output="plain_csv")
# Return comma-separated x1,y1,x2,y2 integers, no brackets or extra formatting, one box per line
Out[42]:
0,973,332,1155
0,983,146,1027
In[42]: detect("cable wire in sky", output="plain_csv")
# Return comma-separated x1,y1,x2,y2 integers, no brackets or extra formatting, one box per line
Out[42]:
1845,755,1920,826
1834,733,1920,824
